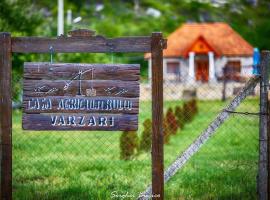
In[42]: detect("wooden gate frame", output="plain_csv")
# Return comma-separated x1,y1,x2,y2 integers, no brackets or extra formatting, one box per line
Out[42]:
0,30,167,200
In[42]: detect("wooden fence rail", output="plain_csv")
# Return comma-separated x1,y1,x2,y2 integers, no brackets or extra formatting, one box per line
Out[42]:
0,30,167,200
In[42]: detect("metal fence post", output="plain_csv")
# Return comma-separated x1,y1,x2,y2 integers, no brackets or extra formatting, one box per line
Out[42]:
258,50,270,200
0,32,12,200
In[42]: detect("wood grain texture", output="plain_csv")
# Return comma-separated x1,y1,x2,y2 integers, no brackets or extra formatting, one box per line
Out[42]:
267,99,270,197
68,29,96,37
24,63,140,81
151,32,164,200
0,32,12,200
23,96,139,114
23,80,139,98
12,36,153,53
23,113,138,131
23,62,140,131
258,51,270,200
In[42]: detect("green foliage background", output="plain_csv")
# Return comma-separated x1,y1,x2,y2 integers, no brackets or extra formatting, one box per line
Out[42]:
1,0,270,100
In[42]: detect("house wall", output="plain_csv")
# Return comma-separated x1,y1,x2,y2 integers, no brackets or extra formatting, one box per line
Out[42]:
160,58,189,82
214,56,253,78
180,59,190,82
147,56,253,82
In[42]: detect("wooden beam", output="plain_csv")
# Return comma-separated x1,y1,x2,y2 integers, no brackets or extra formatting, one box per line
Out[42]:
11,36,154,53
268,99,270,199
23,97,139,114
259,51,270,200
23,80,139,98
23,63,140,81
151,32,164,200
22,113,138,131
0,32,12,200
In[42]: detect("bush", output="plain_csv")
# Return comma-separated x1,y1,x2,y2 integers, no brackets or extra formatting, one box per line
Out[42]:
183,99,198,123
175,106,185,128
165,108,178,135
163,119,170,144
183,101,193,123
139,119,152,152
120,131,139,160
190,99,198,114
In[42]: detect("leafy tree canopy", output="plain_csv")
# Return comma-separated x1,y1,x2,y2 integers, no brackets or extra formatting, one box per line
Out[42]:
1,0,270,100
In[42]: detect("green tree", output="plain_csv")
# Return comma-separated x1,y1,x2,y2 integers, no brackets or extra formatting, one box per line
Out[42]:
165,107,179,135
163,118,170,144
120,131,139,160
139,119,152,152
0,0,43,101
175,105,185,129
3,0,270,101
0,0,42,35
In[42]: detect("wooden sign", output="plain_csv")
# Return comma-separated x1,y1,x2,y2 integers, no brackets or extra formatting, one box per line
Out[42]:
22,62,140,131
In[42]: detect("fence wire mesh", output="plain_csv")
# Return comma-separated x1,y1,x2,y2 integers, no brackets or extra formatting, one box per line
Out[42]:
12,59,260,200
12,59,152,200
161,73,259,200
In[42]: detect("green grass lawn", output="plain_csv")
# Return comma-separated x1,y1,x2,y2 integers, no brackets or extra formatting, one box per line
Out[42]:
12,98,259,200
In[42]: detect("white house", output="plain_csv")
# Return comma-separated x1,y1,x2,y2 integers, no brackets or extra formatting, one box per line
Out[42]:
145,22,254,83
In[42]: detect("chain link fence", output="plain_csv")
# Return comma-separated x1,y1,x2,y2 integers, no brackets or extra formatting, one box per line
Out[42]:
161,74,259,200
12,57,153,200
12,59,260,199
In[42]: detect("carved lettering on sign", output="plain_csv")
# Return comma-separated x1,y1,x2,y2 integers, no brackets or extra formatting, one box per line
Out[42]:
50,115,115,127
27,98,133,111
23,63,140,131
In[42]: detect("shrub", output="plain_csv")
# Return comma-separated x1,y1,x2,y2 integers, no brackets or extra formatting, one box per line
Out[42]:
120,131,139,160
139,119,152,152
183,101,193,123
163,119,170,144
165,108,178,135
183,99,198,123
190,99,198,114
175,105,185,128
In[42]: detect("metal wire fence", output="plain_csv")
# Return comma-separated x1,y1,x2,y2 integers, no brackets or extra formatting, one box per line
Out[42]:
12,61,260,200
12,62,152,200
161,75,259,200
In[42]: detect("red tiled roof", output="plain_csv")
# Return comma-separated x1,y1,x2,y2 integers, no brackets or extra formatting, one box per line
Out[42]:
145,22,253,58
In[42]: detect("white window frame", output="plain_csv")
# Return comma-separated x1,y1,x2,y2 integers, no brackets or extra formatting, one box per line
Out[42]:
165,58,181,75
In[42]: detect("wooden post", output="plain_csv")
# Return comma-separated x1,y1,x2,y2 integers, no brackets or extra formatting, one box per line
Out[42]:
268,99,270,198
151,32,164,200
258,50,270,200
0,33,12,200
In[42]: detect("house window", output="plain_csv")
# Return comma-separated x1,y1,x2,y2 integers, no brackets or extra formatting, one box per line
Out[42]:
225,61,241,81
167,61,180,74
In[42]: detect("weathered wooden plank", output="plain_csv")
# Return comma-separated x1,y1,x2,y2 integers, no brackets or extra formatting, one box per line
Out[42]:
12,36,153,53
24,63,140,81
267,98,270,198
258,51,270,200
23,96,139,114
68,29,96,37
138,76,260,200
268,99,270,198
23,61,140,131
0,32,12,200
22,113,138,131
23,80,139,98
151,32,164,200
